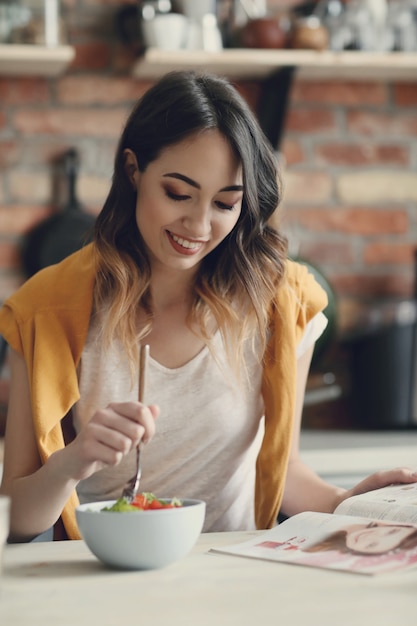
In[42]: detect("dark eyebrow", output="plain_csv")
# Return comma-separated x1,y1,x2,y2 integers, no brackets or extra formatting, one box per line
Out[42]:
221,184,244,192
163,172,243,193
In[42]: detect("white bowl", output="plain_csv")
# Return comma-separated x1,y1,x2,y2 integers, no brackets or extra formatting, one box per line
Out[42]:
76,498,206,570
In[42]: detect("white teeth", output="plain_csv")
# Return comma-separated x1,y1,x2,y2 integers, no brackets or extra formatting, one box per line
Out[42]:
170,233,202,250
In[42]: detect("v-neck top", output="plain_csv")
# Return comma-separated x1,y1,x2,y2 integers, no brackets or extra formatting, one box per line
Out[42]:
73,313,326,532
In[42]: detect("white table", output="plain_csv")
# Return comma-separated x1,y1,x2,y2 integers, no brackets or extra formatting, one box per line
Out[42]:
1,531,417,626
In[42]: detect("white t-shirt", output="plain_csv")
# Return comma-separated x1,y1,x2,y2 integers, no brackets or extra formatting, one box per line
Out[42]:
74,312,327,532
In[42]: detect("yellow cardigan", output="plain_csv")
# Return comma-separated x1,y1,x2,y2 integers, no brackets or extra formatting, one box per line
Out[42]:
0,244,327,539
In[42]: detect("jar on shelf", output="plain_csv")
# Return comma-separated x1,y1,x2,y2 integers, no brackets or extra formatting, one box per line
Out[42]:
238,16,290,49
9,0,66,46
290,15,329,51
0,0,30,43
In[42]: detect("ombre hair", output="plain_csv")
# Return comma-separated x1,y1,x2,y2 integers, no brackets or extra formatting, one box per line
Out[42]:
93,70,288,377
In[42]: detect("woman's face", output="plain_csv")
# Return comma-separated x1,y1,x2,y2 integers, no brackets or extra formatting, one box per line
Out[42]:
345,523,416,555
127,130,243,275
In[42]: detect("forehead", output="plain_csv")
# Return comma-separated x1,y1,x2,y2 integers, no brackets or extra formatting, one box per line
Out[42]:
153,130,242,180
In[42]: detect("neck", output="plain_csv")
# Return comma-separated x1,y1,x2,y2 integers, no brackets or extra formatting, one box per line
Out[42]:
149,266,196,312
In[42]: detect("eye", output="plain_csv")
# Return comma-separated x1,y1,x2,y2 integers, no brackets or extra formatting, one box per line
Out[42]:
165,189,190,202
215,201,235,211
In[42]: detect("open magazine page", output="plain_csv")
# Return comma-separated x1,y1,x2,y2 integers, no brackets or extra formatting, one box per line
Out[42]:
334,483,417,524
209,511,417,575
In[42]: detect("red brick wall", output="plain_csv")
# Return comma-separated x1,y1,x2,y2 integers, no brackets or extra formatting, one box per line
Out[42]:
280,78,417,327
1,1,417,335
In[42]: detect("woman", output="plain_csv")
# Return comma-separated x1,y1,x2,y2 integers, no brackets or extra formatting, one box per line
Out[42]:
0,71,415,542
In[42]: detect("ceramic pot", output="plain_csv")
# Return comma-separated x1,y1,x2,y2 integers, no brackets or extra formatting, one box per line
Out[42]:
238,17,289,49
290,16,329,51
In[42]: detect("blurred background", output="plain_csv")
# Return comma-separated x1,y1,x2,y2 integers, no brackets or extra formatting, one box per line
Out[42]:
1,0,417,435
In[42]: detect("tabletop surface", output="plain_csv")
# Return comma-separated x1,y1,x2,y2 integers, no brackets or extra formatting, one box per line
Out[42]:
1,530,417,626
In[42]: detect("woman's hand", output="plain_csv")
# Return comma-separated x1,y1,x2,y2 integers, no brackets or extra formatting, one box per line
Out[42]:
333,467,417,511
2,349,161,541
60,401,160,482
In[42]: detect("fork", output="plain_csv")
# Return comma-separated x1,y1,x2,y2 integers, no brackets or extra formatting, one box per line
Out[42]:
121,343,150,502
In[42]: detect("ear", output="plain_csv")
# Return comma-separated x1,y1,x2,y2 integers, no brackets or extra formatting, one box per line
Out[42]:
123,149,140,189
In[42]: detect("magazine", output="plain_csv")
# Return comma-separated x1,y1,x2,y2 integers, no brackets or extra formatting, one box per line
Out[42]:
210,482,417,575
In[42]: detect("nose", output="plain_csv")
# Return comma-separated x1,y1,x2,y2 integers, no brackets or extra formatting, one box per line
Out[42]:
182,202,211,237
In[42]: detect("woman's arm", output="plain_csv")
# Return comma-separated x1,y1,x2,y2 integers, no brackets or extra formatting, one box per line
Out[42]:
280,345,417,518
0,349,158,542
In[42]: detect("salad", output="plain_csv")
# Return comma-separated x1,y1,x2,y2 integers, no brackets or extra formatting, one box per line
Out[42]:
101,492,183,512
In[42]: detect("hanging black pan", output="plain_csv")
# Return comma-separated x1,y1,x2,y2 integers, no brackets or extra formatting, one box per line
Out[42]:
21,148,96,278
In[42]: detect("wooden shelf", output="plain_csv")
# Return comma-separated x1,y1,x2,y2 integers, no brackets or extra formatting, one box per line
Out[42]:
133,48,417,82
0,44,75,77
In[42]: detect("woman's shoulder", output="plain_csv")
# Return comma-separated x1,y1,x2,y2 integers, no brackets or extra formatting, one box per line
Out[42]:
278,259,327,306
1,244,96,321
271,258,328,323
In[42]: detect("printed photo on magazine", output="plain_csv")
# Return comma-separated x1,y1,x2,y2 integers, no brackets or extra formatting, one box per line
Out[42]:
210,483,417,576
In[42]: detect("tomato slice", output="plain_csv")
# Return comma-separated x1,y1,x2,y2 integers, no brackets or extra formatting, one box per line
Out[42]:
130,492,182,510
149,499,174,509
131,494,150,509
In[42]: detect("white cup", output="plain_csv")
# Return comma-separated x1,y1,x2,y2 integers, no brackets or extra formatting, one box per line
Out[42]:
177,0,216,21
142,13,189,51
0,495,10,574
185,14,223,51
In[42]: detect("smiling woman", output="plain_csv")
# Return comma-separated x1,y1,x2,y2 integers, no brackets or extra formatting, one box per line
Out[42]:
124,130,243,270
0,70,415,544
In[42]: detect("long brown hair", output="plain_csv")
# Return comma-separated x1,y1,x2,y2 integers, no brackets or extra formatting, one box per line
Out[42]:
93,70,288,376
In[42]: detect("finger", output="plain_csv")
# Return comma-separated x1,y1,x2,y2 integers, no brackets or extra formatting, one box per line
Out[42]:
107,402,157,442
349,467,417,498
107,401,150,420
92,406,146,445
148,404,160,421
71,427,126,478
84,421,138,457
